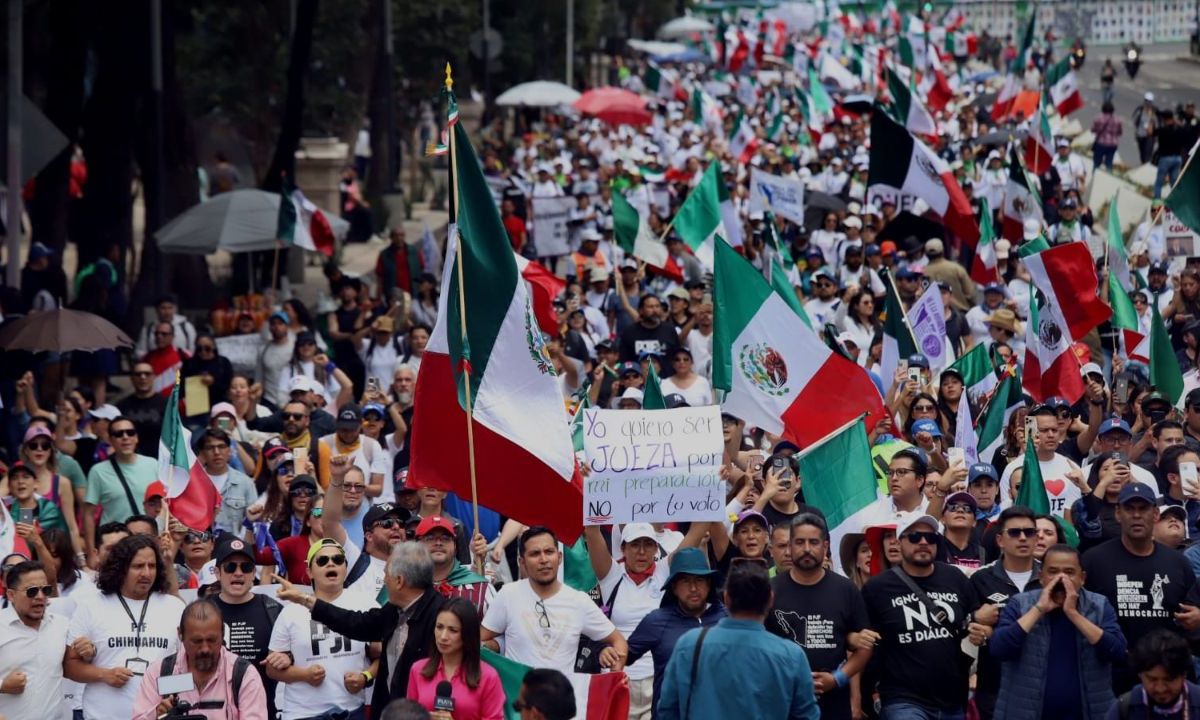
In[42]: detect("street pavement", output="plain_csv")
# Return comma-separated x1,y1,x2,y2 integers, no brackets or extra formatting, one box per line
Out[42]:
1075,41,1199,163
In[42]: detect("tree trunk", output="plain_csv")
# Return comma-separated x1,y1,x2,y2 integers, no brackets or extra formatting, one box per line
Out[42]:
364,0,390,202
27,0,87,257
261,0,318,193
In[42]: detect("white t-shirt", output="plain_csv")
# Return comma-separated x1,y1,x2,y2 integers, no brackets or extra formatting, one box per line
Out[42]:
659,375,714,407
482,580,615,670
1006,568,1034,593
597,562,670,681
343,539,387,600
999,452,1082,517
0,607,70,720
67,592,185,720
269,590,376,719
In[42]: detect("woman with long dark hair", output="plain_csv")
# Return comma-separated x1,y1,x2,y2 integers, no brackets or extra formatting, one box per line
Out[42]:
41,526,96,599
407,598,505,719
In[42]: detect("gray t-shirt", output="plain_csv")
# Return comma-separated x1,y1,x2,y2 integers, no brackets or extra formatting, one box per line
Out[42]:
258,334,296,406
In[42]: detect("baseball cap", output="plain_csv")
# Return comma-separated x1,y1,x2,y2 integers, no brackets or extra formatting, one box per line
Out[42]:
1186,387,1200,407
415,515,457,539
29,242,54,261
90,404,121,421
23,425,53,445
337,404,363,429
7,461,35,479
864,243,881,257
732,509,769,530
371,315,395,333
618,361,642,377
968,463,999,484
620,387,645,405
295,330,317,345
1150,261,1170,275
637,349,663,361
214,536,255,565
667,287,690,301
620,523,657,545
288,375,314,395
362,502,411,533
1044,396,1071,410
1056,137,1071,148
895,267,921,280
1141,391,1171,409
1098,417,1132,436
880,240,898,256
1118,483,1157,506
263,437,288,459
1061,198,1078,209
1023,219,1042,240
196,560,218,588
911,418,942,437
595,339,615,353
664,393,690,409
1159,502,1189,525
925,238,945,255
907,354,930,369
269,310,289,324
363,403,386,418
983,282,1006,295
306,537,346,565
942,491,978,513
620,258,639,271
210,402,237,419
940,366,964,382
1079,362,1104,379
994,239,1011,259
144,480,168,501
896,513,940,537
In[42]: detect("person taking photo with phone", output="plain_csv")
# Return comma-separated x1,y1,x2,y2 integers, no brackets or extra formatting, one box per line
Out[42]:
132,600,269,719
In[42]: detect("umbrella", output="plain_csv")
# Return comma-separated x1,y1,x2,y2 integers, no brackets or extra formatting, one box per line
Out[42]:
975,130,1019,147
651,48,711,65
495,81,582,108
155,189,349,255
0,308,133,353
839,94,876,114
626,39,688,57
968,70,999,83
574,87,652,126
657,16,715,39
877,212,945,246
807,191,848,213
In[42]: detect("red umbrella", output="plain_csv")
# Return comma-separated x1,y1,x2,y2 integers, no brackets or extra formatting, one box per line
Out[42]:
573,87,652,126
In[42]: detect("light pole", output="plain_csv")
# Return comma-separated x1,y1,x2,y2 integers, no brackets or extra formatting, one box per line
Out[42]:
565,0,574,87
5,0,22,289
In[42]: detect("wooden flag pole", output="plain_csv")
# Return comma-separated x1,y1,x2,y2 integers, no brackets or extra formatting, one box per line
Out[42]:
444,64,483,571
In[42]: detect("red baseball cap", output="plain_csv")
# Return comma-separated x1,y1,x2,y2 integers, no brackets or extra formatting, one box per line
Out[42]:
415,515,455,539
144,480,168,501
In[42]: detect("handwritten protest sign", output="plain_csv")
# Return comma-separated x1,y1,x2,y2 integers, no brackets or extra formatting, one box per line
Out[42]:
215,333,265,377
531,196,575,257
582,406,725,526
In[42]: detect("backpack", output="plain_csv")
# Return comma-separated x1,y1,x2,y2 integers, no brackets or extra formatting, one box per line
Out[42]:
345,552,372,588
159,653,252,709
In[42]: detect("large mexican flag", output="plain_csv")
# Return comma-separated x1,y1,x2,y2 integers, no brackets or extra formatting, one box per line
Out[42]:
408,119,582,543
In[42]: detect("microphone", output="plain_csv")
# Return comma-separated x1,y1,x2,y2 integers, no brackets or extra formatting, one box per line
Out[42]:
434,680,455,713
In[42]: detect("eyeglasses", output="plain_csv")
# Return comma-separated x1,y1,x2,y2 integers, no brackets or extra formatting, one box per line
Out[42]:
111,428,138,438
309,508,323,518
945,503,974,514
342,483,366,493
534,599,551,628
913,404,936,412
1004,527,1038,538
1055,409,1072,419
26,440,52,451
903,531,939,545
282,412,307,421
885,468,916,478
222,561,255,574
371,518,403,531
184,531,212,544
289,487,316,498
19,585,54,598
419,533,453,545
313,554,346,567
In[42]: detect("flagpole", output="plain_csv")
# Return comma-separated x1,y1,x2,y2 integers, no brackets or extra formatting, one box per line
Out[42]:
444,64,483,571
1153,145,1199,225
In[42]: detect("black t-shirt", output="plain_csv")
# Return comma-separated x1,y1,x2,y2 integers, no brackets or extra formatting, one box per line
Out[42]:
116,393,167,457
1082,539,1196,643
767,570,868,720
761,502,827,532
862,564,980,711
936,536,986,572
213,595,277,663
617,322,679,365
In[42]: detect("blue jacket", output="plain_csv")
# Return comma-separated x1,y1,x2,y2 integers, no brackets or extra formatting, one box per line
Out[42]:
1105,681,1200,719
627,601,726,719
992,588,1127,720
657,618,819,720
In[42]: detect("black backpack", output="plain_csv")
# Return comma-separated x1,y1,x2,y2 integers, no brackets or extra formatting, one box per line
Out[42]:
345,552,372,588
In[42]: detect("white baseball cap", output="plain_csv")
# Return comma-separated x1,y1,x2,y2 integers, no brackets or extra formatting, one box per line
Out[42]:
896,513,940,538
621,523,657,545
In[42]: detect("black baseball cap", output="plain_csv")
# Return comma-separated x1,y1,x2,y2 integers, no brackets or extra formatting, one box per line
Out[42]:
337,404,363,429
362,502,411,533
213,535,255,565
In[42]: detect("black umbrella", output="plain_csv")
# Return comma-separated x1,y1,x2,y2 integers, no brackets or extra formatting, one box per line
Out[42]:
807,191,847,213
876,212,946,247
840,94,875,114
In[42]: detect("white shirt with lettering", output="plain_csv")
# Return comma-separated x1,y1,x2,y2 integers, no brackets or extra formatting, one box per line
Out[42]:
66,592,185,720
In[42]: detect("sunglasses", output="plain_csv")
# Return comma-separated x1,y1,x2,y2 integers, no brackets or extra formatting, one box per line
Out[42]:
26,440,52,451
184,531,212,544
222,561,255,574
371,518,403,531
17,585,54,598
290,487,316,498
913,404,936,412
1005,527,1038,538
282,412,307,421
903,531,939,545
342,483,366,493
313,554,346,567
111,428,138,438
945,503,974,514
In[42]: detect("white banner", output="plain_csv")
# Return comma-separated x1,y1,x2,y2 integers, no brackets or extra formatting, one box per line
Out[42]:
1165,210,1200,259
907,286,949,370
215,333,266,377
531,196,576,257
582,406,725,526
748,168,806,226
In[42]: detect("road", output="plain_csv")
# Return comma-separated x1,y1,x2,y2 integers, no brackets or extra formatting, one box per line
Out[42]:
1074,42,1199,164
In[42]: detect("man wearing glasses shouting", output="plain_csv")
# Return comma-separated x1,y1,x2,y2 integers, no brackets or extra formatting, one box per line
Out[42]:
0,560,79,720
